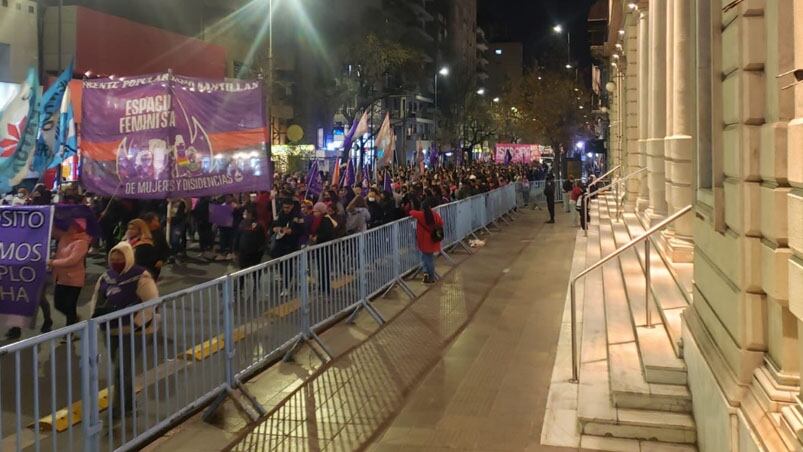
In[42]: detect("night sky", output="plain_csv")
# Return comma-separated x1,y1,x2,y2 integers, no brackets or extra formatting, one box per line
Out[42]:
478,0,596,72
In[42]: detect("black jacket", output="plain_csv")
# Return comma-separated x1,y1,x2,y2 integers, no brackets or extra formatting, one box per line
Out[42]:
544,180,556,199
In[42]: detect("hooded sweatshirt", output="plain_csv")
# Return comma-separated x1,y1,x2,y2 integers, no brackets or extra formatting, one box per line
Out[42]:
90,242,159,331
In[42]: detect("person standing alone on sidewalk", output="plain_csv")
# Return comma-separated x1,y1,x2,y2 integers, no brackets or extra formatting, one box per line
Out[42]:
562,175,574,213
544,173,556,223
410,199,444,284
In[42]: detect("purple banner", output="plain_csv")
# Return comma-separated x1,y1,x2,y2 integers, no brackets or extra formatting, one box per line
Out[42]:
209,203,234,227
81,73,271,199
0,206,54,326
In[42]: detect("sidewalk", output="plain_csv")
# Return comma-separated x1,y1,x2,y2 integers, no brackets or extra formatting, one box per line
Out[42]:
215,207,579,451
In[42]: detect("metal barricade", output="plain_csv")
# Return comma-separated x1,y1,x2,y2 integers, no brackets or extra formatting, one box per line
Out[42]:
362,223,397,299
0,323,89,452
305,234,362,329
229,253,305,381
397,217,419,275
91,277,229,452
0,184,518,452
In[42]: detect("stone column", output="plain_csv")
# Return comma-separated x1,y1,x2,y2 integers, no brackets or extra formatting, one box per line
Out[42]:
663,0,694,262
781,0,803,443
636,9,650,212
645,0,667,221
624,11,641,209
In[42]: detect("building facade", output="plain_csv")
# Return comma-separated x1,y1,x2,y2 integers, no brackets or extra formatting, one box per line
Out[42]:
0,0,38,83
486,41,523,98
601,0,803,449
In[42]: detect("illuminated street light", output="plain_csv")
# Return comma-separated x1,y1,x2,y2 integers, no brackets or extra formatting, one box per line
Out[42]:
565,64,572,69
574,88,579,92
552,24,563,33
476,88,486,95
618,29,625,36
575,141,586,150
439,67,450,76
579,105,584,110
493,97,500,103
537,76,542,80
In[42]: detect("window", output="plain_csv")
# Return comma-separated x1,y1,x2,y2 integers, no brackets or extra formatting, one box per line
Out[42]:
28,4,33,13
0,43,10,83
495,49,503,55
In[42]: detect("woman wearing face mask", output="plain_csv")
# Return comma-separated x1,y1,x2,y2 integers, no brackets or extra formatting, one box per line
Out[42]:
126,219,160,280
48,218,91,327
90,241,159,418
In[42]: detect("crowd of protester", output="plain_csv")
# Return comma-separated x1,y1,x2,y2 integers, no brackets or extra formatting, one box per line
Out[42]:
3,160,596,413
1,161,576,339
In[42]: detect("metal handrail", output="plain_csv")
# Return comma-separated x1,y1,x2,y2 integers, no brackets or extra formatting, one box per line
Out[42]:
568,204,693,383
581,183,614,237
612,167,648,220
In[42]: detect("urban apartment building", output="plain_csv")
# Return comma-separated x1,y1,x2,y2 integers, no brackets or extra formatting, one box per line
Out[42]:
565,0,803,450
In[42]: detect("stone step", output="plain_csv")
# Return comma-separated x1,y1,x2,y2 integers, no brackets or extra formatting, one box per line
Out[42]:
616,212,689,357
581,224,607,365
609,342,692,413
581,407,697,444
603,210,687,385
580,434,698,451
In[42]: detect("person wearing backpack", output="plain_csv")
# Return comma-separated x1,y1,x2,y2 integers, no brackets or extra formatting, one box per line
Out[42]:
410,199,444,284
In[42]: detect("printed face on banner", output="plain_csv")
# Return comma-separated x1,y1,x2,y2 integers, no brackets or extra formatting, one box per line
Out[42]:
0,206,53,325
81,73,270,199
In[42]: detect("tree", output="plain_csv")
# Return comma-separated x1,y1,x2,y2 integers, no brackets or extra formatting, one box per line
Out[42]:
516,68,592,172
437,73,497,162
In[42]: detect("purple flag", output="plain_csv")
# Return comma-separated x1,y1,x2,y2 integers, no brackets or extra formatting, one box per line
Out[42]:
383,170,392,193
428,147,439,167
306,160,323,198
340,111,362,160
0,206,54,325
341,159,355,188
504,149,513,165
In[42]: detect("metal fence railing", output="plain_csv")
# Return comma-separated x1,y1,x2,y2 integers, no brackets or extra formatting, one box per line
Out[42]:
0,183,517,452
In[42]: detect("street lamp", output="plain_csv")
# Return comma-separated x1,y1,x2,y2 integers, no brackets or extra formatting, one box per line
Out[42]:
434,66,449,152
476,88,486,95
553,23,572,69
493,97,500,103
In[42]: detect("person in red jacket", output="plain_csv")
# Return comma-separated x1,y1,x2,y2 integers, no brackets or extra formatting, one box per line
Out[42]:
409,199,444,284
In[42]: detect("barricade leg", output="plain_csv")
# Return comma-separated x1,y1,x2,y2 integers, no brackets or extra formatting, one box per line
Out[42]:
203,275,264,423
347,235,386,326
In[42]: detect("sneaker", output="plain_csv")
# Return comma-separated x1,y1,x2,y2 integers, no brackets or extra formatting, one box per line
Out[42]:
423,276,436,285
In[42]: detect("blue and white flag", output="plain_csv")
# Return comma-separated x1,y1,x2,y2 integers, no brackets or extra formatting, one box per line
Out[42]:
34,61,73,172
49,84,77,169
0,68,40,193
